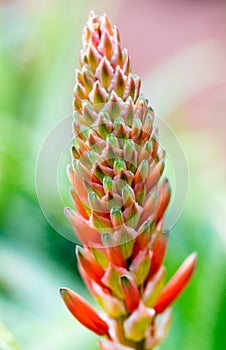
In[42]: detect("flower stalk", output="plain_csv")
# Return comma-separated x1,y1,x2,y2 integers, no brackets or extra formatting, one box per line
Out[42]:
60,11,197,349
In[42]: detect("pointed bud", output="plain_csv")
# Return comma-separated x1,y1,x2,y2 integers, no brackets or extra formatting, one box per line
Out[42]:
130,118,142,143
133,160,149,186
123,139,135,158
96,57,114,90
60,288,109,336
98,29,112,60
82,64,95,93
122,49,131,75
114,118,130,142
115,226,136,260
129,249,152,286
154,253,197,313
100,14,113,36
71,145,80,160
73,159,93,184
123,302,155,342
73,92,82,110
124,74,136,101
103,176,113,194
135,97,147,122
97,112,113,139
70,188,89,220
106,133,120,148
88,130,106,153
76,246,105,286
120,276,140,313
156,179,171,223
88,191,106,213
75,69,83,85
74,83,87,100
87,44,102,72
82,100,98,125
123,139,137,173
123,202,142,230
147,233,168,279
139,190,158,224
65,208,101,246
110,207,124,228
143,266,166,307
151,133,158,159
132,218,155,258
102,233,126,268
122,97,134,126
82,25,91,45
146,160,165,193
142,114,153,141
134,182,146,205
109,66,126,98
113,159,126,176
138,140,153,163
86,149,100,165
89,81,108,104
111,40,123,69
122,185,135,208
67,165,88,203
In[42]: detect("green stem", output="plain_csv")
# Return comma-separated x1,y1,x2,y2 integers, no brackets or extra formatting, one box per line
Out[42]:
136,339,145,350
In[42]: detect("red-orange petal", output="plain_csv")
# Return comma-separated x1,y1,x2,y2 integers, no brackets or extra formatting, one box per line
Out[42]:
120,275,140,313
76,245,105,286
156,179,171,223
102,234,126,268
60,288,109,336
71,188,89,220
65,208,102,246
154,252,197,313
147,233,168,280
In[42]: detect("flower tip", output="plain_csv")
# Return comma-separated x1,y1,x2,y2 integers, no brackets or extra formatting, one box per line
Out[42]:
59,287,70,300
185,251,198,273
59,287,66,296
191,251,198,260
120,275,129,285
60,288,73,306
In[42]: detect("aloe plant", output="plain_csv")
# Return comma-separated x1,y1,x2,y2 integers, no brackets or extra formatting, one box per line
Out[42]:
60,11,197,349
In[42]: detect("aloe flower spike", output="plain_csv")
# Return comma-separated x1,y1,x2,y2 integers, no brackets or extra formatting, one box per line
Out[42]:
60,11,197,349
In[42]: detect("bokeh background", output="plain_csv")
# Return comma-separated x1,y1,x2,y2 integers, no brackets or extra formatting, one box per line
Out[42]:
0,0,226,349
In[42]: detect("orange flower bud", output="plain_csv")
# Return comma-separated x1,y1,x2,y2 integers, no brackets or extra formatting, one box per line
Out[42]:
154,252,197,313
60,288,109,336
120,275,140,313
65,208,101,246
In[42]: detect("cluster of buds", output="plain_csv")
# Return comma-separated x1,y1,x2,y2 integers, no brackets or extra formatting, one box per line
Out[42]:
60,11,197,350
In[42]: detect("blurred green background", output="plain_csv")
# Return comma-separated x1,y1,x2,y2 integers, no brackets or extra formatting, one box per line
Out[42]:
0,1,225,349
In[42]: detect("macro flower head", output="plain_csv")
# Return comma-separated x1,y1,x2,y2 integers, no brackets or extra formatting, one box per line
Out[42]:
60,11,197,349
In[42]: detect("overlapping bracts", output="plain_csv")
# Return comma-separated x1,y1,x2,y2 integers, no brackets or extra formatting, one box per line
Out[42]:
61,12,196,349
